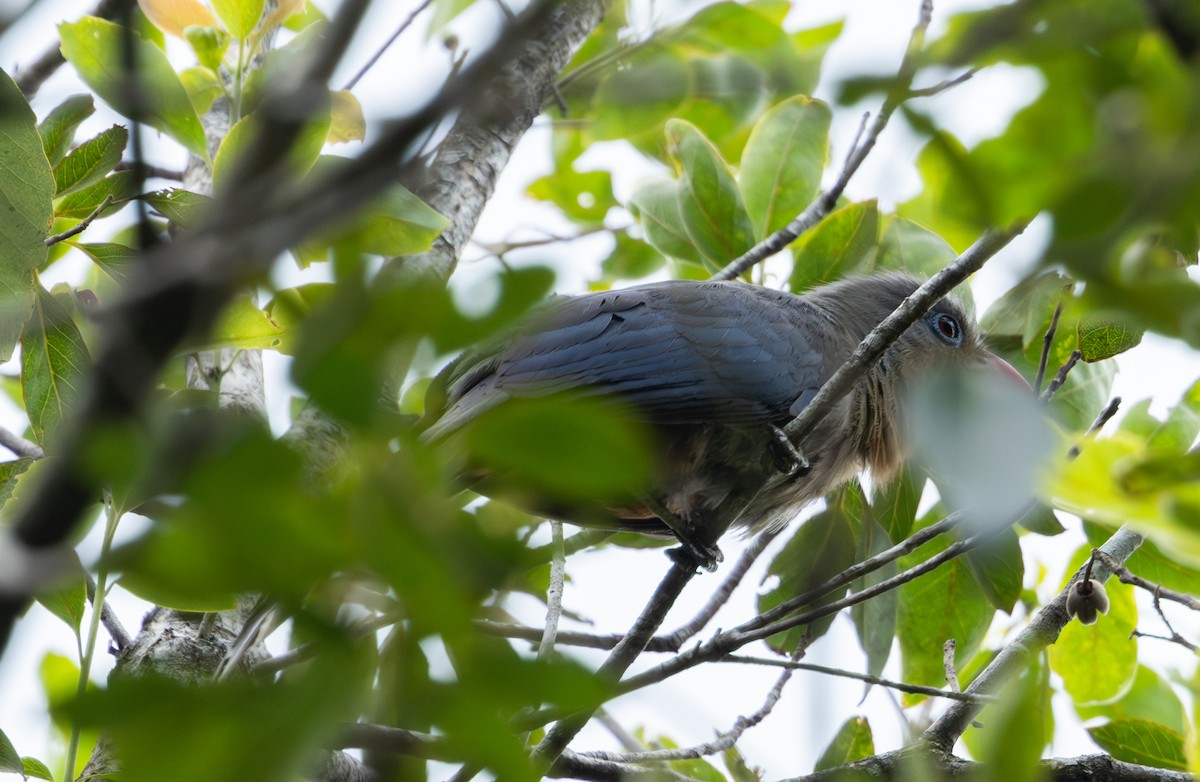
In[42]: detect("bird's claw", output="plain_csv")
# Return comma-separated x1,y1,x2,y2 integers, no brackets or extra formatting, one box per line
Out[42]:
767,424,811,478
668,541,723,573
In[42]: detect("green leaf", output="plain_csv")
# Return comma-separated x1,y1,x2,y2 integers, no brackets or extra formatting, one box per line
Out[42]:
52,125,128,197
184,25,231,71
591,47,691,140
875,216,959,280
0,458,34,511
23,756,54,781
1077,317,1144,362
851,518,897,678
790,200,880,292
212,108,330,193
872,466,923,542
814,717,874,772
73,242,138,284
180,66,223,115
758,484,863,652
36,573,87,636
599,232,665,282
739,96,830,239
55,169,139,220
0,69,54,362
1049,547,1137,705
527,169,614,225
463,396,654,502
628,177,705,265
327,90,365,144
980,271,1071,349
21,284,92,447
1089,719,1187,770
666,119,756,269
976,665,1050,781
897,510,992,696
209,295,284,350
59,16,208,158
0,729,21,774
1148,378,1200,452
1078,665,1188,735
428,0,476,37
38,94,95,165
142,188,214,227
211,0,266,38
964,527,1024,614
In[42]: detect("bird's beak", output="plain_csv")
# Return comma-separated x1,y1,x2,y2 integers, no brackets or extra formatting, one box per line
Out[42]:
986,353,1033,392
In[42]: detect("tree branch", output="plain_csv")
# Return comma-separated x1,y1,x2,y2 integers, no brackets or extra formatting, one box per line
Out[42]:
921,525,1145,752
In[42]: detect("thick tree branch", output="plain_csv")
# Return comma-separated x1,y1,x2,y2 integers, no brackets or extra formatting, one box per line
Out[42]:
783,746,1194,782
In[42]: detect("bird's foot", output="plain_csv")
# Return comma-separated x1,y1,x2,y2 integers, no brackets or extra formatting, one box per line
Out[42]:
767,424,811,478
668,540,723,573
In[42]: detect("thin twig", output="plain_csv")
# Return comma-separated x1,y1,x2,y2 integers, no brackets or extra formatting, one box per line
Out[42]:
44,195,114,246
1039,350,1082,402
718,655,997,704
1092,550,1200,612
584,641,810,765
1067,397,1121,459
0,427,44,460
113,161,185,181
908,67,978,97
342,0,437,90
1034,302,1063,394
1139,588,1199,652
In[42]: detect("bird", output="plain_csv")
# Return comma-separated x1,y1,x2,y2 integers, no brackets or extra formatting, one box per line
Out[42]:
421,272,1027,570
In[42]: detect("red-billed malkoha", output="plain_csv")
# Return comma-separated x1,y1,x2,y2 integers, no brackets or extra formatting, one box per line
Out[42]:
422,273,1027,569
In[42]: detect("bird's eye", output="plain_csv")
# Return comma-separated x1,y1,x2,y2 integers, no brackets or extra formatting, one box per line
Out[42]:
930,313,962,346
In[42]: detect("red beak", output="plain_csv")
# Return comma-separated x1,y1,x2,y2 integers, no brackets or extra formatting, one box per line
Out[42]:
987,353,1033,391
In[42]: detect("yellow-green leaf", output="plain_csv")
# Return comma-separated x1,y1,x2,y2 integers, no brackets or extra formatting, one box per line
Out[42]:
212,0,267,39
52,125,127,197
328,90,365,144
137,0,218,37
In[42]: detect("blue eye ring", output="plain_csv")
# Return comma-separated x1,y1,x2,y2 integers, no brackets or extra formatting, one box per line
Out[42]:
928,312,963,347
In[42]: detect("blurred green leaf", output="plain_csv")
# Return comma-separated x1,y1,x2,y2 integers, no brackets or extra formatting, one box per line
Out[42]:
21,284,91,447
975,664,1050,782
815,717,874,772
60,17,207,158
208,295,285,350
0,729,21,775
527,168,614,225
875,216,959,280
1079,665,1188,735
598,232,665,283
872,466,923,543
52,125,127,197
592,47,691,140
184,25,230,71
180,66,223,115
1089,719,1187,771
211,0,266,38
37,94,95,165
36,573,87,637
73,242,138,284
739,96,830,239
22,757,53,781
463,395,654,502
212,109,330,194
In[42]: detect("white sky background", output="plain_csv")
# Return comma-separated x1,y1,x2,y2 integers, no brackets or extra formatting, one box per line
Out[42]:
2,0,1200,778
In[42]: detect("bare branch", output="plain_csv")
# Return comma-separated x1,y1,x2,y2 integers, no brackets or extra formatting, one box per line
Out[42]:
718,655,996,704
942,639,960,692
44,195,114,246
0,427,43,460
1067,397,1122,459
1040,350,1083,402
1034,302,1064,394
539,521,567,657
1092,549,1200,612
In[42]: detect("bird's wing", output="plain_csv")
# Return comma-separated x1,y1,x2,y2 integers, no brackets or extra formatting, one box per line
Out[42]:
427,282,827,437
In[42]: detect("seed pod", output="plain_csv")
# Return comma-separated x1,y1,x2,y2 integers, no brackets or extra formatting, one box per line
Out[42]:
1066,578,1110,625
